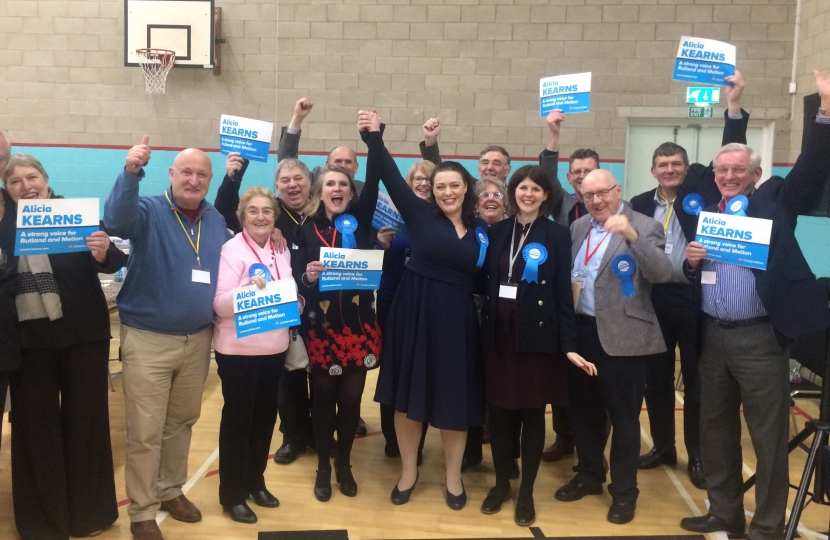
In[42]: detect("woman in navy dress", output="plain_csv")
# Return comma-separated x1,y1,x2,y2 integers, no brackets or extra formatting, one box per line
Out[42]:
364,112,487,511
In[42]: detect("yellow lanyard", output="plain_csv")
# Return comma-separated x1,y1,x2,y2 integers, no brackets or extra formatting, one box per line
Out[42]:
165,192,202,266
279,200,305,226
660,194,675,235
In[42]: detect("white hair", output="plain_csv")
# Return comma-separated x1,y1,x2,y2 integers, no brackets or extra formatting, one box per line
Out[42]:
714,143,761,171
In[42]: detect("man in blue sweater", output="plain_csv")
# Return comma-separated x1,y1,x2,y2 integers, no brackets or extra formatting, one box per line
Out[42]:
104,136,232,540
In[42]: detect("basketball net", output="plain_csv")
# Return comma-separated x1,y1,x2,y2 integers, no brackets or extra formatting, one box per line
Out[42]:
136,48,175,94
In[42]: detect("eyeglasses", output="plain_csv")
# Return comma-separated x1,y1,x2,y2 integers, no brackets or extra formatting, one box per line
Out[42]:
478,192,504,200
582,187,617,202
245,207,275,217
714,166,749,176
412,176,429,185
569,168,594,177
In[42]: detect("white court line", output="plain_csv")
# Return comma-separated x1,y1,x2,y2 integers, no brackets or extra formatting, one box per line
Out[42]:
156,446,220,525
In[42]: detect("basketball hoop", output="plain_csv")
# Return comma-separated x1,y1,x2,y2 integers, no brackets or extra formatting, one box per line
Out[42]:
136,48,175,94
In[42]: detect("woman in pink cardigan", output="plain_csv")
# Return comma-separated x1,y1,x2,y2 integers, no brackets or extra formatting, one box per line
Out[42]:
213,187,300,525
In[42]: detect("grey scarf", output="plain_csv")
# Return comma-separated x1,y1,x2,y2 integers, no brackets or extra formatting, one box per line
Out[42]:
15,255,63,321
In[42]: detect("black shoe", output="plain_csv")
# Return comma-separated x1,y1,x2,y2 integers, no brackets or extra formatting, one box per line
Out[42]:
461,457,481,471
334,462,358,497
249,489,279,508
391,471,419,505
223,502,257,524
514,495,535,527
508,459,520,480
356,417,368,436
314,469,332,502
274,442,301,465
680,513,746,534
638,446,677,469
688,459,707,490
446,481,467,510
480,486,512,514
385,442,400,458
554,477,603,502
542,438,575,462
607,499,636,524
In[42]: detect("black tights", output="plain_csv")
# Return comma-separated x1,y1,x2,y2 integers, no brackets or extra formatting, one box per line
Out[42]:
311,370,366,471
488,403,545,498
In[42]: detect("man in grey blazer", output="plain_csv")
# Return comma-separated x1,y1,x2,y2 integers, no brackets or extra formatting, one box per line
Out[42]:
554,169,672,524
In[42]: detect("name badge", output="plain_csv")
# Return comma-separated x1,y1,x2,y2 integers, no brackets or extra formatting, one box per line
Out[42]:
192,268,211,284
498,282,518,300
701,271,717,285
571,271,586,309
665,243,674,255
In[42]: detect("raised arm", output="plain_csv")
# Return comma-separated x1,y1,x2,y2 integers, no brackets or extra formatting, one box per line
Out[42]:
214,153,250,234
103,135,151,239
540,110,567,220
722,70,749,146
277,98,314,162
352,111,382,229
419,117,443,166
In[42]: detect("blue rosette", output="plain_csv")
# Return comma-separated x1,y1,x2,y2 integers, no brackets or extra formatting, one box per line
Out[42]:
248,262,271,282
611,254,636,298
475,226,489,268
682,193,704,216
521,242,548,283
335,214,358,248
725,195,748,217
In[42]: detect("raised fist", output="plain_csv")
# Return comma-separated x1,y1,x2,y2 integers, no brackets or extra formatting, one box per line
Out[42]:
422,117,441,146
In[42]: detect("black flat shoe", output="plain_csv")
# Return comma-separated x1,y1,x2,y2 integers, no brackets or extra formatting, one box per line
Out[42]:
334,463,358,497
680,513,746,534
446,481,467,511
356,417,368,436
273,442,301,465
223,502,257,524
314,469,332,502
554,477,603,502
480,486,511,514
607,499,636,524
508,459,520,480
638,446,677,469
391,471,419,505
249,489,279,508
514,495,535,527
687,459,707,490
461,457,481,472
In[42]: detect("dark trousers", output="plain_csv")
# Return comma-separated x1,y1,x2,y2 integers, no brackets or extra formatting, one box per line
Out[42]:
569,319,648,503
10,342,118,540
699,318,790,540
0,369,8,452
216,351,284,506
645,284,700,459
552,405,573,444
489,404,545,497
278,367,312,447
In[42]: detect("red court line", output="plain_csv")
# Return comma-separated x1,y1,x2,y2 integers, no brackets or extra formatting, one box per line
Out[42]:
793,405,814,421
117,498,130,507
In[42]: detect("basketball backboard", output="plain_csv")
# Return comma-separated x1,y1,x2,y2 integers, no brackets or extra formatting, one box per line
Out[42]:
124,0,214,68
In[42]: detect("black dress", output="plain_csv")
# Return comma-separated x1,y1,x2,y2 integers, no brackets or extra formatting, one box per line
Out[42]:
291,168,382,376
367,131,486,431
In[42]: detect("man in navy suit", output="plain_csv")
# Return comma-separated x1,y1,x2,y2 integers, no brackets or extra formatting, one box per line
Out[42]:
680,69,830,540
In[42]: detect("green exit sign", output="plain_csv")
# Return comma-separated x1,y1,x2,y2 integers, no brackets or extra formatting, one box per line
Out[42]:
688,106,714,119
686,87,720,104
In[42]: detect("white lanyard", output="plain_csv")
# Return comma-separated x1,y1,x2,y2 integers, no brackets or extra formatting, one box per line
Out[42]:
507,219,533,283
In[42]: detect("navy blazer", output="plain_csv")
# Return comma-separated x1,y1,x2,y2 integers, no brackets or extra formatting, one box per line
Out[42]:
684,119,830,341
480,216,577,356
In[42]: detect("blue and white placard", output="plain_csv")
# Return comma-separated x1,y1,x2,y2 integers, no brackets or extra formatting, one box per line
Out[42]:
672,36,736,86
234,279,301,338
220,115,275,163
539,72,592,116
694,211,772,270
15,198,99,255
372,192,407,239
319,248,384,291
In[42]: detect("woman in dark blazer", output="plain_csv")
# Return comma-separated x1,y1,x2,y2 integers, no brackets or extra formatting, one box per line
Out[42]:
479,165,594,526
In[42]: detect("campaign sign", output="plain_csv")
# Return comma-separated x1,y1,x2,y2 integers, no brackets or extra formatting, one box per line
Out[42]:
219,115,275,163
540,72,591,116
15,198,99,255
319,248,384,291
372,192,407,239
694,211,772,270
672,36,736,86
234,279,301,338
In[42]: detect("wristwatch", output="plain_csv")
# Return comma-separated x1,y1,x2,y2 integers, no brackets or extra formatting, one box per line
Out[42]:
819,107,828,117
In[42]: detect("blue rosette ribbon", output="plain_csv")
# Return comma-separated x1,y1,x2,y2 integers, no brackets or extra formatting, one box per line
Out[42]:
248,262,271,282
611,254,636,298
475,226,489,268
725,195,748,217
335,214,358,248
682,193,704,216
521,243,548,283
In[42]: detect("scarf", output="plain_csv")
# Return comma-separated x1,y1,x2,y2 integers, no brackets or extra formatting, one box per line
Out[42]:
15,254,63,322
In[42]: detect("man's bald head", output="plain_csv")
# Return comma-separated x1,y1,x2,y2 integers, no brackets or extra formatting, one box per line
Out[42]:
327,146,358,176
169,148,213,210
581,169,622,225
0,131,11,176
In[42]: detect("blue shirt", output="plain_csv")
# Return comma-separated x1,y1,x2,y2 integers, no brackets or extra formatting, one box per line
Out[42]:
572,204,624,316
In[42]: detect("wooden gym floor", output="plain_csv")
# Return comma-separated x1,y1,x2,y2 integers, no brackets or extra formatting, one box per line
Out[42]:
0,314,828,540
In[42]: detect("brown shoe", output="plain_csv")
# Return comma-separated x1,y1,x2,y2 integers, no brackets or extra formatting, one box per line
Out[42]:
160,494,202,523
542,438,574,462
130,520,164,540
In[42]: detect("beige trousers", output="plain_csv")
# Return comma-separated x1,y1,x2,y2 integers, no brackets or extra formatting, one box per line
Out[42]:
120,324,213,522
